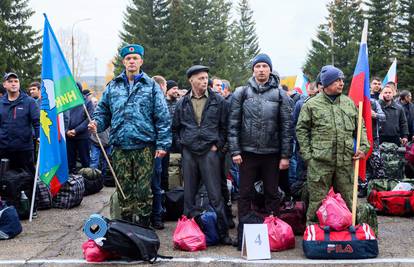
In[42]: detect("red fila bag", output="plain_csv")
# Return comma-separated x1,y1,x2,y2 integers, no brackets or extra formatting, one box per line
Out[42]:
302,224,378,259
368,189,414,216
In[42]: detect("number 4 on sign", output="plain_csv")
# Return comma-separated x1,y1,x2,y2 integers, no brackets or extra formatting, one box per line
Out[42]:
242,224,271,260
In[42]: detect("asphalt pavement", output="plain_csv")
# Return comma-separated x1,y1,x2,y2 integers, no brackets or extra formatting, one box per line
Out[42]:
1,186,414,266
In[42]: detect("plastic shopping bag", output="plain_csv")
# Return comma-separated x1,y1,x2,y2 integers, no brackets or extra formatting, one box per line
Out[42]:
316,187,352,231
264,215,295,252
173,215,206,251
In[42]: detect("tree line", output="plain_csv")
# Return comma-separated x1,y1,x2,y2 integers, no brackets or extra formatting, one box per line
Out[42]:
116,0,260,88
1,0,414,92
304,0,414,92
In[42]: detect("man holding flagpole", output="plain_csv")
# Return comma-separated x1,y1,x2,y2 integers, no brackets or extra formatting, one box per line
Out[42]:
296,65,370,223
88,44,171,227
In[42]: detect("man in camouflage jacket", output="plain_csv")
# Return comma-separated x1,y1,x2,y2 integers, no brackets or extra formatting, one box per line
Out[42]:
296,65,369,223
89,44,171,226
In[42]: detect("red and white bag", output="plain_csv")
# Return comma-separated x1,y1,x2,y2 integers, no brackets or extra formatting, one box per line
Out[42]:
316,188,352,231
303,224,378,259
264,215,295,251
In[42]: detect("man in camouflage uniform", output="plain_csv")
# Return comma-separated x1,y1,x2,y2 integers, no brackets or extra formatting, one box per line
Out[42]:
296,65,369,223
89,44,171,227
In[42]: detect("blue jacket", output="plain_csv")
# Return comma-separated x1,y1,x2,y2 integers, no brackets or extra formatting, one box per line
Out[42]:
64,97,94,140
93,71,171,150
0,91,40,151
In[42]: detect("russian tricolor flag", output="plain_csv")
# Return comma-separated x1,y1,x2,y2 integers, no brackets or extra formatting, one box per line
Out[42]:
382,58,397,88
348,20,372,182
294,72,310,96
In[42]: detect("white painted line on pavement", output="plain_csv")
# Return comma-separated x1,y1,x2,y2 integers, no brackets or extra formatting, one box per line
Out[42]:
0,257,414,265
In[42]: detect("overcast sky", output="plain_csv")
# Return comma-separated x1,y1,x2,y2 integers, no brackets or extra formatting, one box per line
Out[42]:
28,0,330,77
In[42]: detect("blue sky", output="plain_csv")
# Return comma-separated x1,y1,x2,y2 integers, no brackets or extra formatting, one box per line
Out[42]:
29,0,330,77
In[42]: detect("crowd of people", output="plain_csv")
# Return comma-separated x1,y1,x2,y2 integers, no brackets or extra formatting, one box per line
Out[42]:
1,42,409,247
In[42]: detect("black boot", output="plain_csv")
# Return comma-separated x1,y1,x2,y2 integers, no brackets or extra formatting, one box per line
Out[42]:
151,216,165,230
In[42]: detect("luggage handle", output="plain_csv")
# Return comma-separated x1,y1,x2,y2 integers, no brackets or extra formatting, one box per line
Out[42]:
323,226,357,241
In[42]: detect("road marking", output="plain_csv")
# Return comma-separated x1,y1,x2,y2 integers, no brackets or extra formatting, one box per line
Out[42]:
0,257,414,265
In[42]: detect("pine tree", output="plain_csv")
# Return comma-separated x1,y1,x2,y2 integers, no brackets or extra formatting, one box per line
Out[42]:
303,0,364,89
117,0,169,75
396,0,414,91
365,0,398,78
230,0,260,86
0,0,41,89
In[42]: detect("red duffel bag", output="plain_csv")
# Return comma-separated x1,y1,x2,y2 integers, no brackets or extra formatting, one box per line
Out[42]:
303,224,378,259
264,215,295,252
368,189,414,216
173,215,206,252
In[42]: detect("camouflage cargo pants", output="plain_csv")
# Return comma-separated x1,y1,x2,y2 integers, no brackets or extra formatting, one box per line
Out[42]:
306,159,354,223
111,147,154,224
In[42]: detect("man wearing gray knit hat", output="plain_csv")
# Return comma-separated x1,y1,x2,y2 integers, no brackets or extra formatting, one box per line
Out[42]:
296,65,370,224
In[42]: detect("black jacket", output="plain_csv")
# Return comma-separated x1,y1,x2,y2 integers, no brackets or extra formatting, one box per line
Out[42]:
398,100,414,136
172,88,227,155
228,74,293,158
0,91,40,151
64,97,94,140
379,99,409,139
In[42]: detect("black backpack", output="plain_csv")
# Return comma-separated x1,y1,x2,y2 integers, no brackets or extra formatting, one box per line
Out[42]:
102,219,161,262
237,212,264,251
0,169,34,220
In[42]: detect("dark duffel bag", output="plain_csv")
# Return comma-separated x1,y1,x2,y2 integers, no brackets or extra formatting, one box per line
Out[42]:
164,187,184,221
0,169,34,220
52,174,85,209
102,219,161,262
79,168,103,196
303,224,378,259
237,212,264,251
279,200,307,235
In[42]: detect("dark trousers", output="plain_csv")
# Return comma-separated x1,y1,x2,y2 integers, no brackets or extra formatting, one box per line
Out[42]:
219,152,232,216
160,152,170,191
182,148,229,238
67,138,90,173
238,152,281,218
0,149,35,176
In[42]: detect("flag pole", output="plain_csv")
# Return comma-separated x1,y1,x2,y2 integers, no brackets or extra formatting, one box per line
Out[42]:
82,104,126,199
352,101,363,226
29,147,40,222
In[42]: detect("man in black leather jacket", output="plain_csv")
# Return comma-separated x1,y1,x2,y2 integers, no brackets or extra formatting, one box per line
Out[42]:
172,65,232,245
228,54,293,218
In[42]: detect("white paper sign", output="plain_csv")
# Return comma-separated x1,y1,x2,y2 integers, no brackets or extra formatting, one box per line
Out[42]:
241,224,271,260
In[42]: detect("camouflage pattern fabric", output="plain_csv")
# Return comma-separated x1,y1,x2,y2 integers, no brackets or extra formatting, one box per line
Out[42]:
367,178,414,196
110,191,121,220
366,146,386,180
111,147,154,225
380,142,405,180
296,92,370,223
356,203,378,237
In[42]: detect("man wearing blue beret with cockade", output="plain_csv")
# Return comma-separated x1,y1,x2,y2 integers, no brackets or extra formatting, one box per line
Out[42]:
88,44,171,227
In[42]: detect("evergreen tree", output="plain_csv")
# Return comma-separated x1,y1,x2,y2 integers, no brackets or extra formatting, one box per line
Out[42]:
0,0,41,89
365,0,398,78
303,0,364,89
230,0,260,86
396,0,414,91
117,0,169,75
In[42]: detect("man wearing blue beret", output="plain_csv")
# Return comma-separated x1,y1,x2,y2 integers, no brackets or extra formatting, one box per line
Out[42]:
88,44,171,227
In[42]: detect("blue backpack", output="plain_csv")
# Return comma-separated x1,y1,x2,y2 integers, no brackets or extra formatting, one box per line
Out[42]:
197,211,219,246
0,202,22,240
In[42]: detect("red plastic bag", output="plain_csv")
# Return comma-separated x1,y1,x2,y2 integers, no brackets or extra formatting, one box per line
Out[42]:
173,215,206,251
82,240,118,262
316,188,352,231
264,215,295,252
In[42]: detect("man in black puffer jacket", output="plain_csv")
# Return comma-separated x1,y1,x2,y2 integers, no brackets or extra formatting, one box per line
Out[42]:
228,54,293,218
